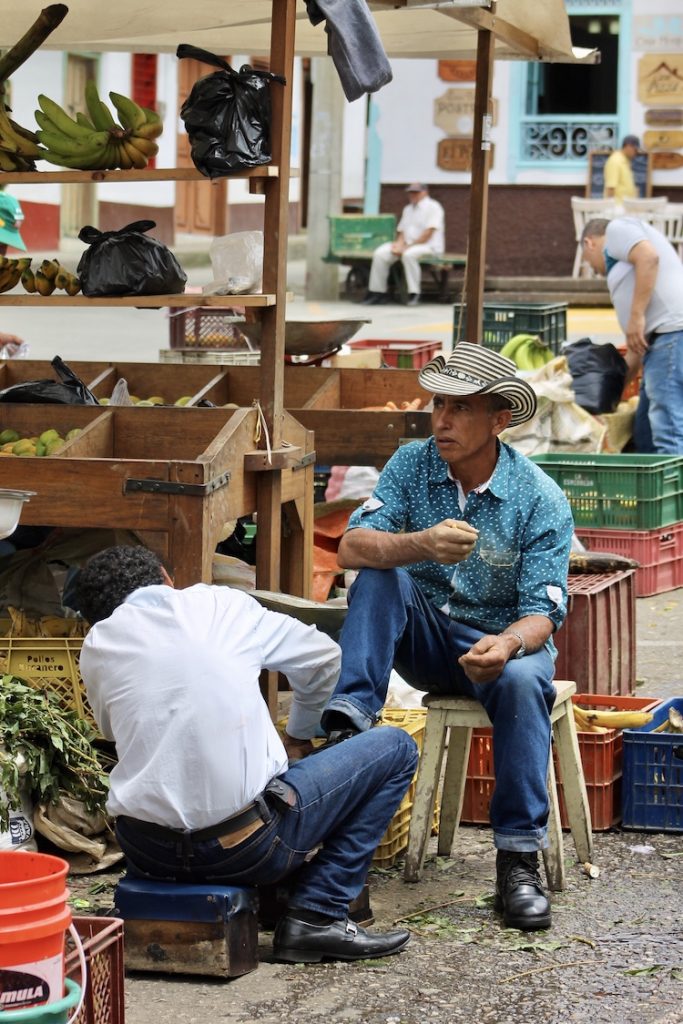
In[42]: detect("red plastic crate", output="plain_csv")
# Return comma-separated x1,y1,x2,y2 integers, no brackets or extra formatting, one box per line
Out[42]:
576,522,683,597
461,693,661,831
555,571,636,697
65,917,125,1024
347,339,441,369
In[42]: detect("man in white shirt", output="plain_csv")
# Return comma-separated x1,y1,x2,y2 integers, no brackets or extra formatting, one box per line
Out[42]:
76,546,417,964
581,216,683,453
363,182,445,307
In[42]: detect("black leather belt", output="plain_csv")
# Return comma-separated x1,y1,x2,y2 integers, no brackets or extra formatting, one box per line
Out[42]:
118,778,296,845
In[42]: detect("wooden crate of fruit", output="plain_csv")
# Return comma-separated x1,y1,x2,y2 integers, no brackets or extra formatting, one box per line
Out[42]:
0,402,314,591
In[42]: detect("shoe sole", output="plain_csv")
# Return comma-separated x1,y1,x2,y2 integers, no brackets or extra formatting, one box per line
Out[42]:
274,937,410,964
493,895,551,931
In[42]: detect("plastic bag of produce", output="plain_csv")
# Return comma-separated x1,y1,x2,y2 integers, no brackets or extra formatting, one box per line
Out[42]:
0,355,99,405
203,231,263,295
77,221,187,297
177,44,285,177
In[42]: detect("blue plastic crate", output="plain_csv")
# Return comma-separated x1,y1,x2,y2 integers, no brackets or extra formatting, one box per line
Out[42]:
622,698,683,832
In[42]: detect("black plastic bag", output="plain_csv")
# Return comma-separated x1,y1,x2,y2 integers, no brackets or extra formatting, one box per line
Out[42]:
177,44,286,178
565,338,627,415
0,355,99,405
77,221,187,297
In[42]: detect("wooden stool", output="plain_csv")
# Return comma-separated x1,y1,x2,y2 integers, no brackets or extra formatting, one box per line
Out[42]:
403,679,593,891
114,875,259,977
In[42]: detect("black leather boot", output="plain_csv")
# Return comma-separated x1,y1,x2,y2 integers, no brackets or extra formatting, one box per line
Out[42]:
495,850,551,930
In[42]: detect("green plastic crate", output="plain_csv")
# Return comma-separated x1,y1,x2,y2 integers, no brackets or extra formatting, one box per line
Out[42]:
327,214,396,257
532,453,683,530
453,301,567,353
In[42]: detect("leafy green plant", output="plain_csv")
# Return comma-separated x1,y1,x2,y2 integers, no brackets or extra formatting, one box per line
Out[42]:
0,674,111,830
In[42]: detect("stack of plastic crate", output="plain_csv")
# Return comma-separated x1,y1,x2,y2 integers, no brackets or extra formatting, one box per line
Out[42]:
532,453,683,597
453,301,567,354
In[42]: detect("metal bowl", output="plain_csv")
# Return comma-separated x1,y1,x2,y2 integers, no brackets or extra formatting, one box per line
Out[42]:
237,318,370,356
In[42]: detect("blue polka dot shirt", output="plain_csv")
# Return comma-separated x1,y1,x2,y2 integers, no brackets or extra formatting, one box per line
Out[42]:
347,438,573,643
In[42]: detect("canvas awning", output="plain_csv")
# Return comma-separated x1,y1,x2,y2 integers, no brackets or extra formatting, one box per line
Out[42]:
0,1,598,65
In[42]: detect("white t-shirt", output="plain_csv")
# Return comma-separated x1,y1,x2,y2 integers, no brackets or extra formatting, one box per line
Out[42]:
605,217,683,337
397,196,445,253
80,583,340,829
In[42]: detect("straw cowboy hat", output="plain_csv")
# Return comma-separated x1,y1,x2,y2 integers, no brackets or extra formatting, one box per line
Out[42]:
418,342,537,427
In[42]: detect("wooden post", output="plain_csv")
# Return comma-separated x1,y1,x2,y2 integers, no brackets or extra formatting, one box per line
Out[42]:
464,22,495,343
254,0,296,598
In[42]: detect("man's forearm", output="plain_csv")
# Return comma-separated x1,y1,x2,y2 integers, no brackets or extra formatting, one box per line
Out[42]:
337,528,429,569
502,614,554,656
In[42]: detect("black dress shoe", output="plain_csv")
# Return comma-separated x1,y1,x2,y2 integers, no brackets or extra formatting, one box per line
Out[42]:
361,292,387,305
494,851,551,930
273,914,410,963
406,293,420,306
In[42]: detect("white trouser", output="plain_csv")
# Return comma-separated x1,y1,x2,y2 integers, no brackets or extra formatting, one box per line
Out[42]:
368,242,435,296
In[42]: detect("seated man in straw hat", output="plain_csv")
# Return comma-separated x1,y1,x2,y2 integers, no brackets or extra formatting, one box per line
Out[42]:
319,342,574,932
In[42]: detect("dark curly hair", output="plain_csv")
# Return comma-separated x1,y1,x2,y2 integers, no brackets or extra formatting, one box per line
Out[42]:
75,546,166,624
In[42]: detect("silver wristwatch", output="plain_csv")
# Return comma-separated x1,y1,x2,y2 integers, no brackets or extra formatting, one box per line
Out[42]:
505,629,526,659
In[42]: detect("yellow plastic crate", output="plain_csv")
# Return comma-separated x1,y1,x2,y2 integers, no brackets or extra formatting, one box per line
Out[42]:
0,634,93,728
280,707,437,869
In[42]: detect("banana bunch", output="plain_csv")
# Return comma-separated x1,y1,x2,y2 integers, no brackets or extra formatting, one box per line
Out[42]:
0,255,31,293
499,333,554,372
0,85,42,172
34,82,163,171
22,258,80,296
573,705,654,734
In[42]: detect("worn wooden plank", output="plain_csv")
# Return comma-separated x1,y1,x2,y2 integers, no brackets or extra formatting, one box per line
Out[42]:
0,293,277,308
123,916,258,978
294,409,432,465
302,372,342,410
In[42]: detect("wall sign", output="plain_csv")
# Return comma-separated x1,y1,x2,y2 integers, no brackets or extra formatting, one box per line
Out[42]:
643,129,683,150
633,16,683,52
433,89,498,137
638,54,683,106
651,151,683,169
645,108,683,126
437,137,495,172
438,60,477,82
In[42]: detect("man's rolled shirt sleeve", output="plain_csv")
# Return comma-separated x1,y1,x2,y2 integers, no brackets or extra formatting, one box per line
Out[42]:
516,495,573,630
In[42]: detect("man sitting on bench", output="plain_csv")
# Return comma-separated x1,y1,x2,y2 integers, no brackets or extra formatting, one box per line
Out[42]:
363,182,445,307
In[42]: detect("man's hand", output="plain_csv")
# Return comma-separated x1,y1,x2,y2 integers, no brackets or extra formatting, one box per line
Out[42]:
283,732,314,761
391,239,406,255
626,312,648,357
426,519,479,564
458,633,518,684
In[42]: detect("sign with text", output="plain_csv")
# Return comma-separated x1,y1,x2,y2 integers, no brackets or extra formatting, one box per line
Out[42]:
638,54,683,105
438,60,477,82
433,89,497,137
437,137,495,172
633,16,683,52
644,129,683,150
651,151,683,170
645,108,683,126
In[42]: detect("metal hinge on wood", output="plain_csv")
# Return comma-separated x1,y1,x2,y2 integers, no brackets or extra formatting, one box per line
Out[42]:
124,471,231,496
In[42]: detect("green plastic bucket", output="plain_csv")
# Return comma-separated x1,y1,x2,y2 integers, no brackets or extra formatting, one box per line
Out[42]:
0,979,80,1023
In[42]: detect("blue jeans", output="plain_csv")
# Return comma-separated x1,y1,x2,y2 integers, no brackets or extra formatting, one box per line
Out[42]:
115,726,417,919
321,568,556,852
643,330,683,453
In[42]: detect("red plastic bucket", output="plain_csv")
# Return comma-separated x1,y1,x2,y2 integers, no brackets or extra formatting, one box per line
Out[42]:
0,852,71,1012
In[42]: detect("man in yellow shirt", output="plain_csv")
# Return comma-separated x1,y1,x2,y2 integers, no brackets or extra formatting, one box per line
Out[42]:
603,135,640,202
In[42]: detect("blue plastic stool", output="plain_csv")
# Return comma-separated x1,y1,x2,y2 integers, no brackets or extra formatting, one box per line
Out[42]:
114,875,259,977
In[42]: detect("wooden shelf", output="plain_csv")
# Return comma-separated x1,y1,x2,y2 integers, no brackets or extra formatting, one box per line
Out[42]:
0,166,281,185
0,293,278,308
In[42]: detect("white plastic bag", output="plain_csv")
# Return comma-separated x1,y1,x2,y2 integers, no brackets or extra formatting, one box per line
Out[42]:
203,231,263,295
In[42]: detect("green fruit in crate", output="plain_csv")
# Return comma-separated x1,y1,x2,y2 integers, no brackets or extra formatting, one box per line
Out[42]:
39,428,60,445
45,438,64,455
98,397,110,405
12,438,35,456
147,396,165,405
65,428,82,441
0,428,19,444
136,400,154,407
35,440,47,457
174,396,192,407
